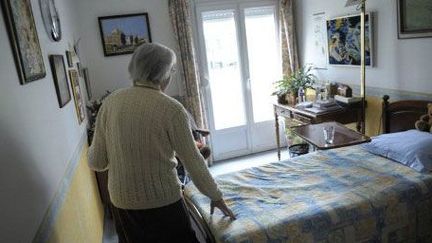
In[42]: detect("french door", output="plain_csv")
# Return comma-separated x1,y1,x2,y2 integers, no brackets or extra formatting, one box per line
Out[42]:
195,0,284,161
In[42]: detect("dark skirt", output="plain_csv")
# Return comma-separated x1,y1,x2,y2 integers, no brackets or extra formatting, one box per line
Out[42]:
111,199,200,243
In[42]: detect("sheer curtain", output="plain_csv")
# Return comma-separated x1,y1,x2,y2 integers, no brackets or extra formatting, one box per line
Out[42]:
169,0,207,129
280,0,299,76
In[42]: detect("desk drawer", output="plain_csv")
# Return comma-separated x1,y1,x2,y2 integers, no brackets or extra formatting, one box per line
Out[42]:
293,114,312,124
276,108,291,117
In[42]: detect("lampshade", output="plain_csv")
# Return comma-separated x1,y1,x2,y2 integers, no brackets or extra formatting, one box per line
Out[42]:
345,0,362,7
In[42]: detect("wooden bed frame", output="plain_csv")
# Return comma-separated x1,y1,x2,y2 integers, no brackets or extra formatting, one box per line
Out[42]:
186,95,431,243
382,95,430,133
185,196,216,243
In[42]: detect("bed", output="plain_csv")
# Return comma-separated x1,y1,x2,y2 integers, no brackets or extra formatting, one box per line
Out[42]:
184,96,432,243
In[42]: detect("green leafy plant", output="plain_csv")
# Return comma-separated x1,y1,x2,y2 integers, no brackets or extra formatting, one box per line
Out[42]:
87,90,112,144
273,66,316,97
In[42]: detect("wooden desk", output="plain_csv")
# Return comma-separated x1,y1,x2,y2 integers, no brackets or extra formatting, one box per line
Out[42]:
292,122,370,150
273,102,363,160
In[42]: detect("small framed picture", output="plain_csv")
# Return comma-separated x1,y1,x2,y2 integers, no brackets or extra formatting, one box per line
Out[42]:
69,70,86,123
76,62,83,77
82,68,92,100
49,55,71,108
397,0,432,39
1,0,46,84
65,51,73,68
98,13,152,56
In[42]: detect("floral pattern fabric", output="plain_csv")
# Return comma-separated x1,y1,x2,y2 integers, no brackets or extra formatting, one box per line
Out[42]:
185,145,432,242
280,0,299,77
169,0,207,129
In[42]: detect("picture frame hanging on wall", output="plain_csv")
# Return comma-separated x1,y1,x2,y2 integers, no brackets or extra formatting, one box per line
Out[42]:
1,0,46,84
76,62,83,77
69,70,86,124
397,0,432,39
49,55,71,108
65,51,73,68
98,13,152,56
312,12,328,69
82,68,92,100
326,13,373,67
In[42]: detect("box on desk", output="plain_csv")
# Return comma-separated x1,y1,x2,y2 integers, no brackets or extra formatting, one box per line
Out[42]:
334,95,362,104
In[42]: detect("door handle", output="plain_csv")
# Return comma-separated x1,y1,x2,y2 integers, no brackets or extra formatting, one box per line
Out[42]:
201,74,210,89
246,78,251,90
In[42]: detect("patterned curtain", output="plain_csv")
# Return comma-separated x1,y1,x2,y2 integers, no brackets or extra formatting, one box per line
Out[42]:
280,0,300,76
169,0,207,129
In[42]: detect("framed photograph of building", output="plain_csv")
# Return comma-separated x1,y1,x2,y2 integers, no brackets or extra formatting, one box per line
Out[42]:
69,70,85,123
326,13,373,67
49,55,71,108
1,0,46,84
98,13,152,56
397,0,432,39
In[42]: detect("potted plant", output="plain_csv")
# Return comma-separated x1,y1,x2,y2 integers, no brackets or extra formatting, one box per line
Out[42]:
272,76,291,104
86,90,112,144
273,66,316,105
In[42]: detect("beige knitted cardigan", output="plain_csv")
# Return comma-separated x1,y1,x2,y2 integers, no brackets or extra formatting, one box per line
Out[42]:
88,85,222,209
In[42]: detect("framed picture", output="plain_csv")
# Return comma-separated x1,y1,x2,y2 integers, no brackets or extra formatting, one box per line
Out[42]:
82,68,92,100
98,13,152,56
1,0,46,84
65,51,73,68
49,55,71,108
326,13,373,67
312,12,328,69
397,0,432,39
69,70,85,124
76,62,83,77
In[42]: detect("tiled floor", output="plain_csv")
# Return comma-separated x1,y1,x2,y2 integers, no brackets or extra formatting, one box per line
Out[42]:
102,148,290,243
210,148,290,176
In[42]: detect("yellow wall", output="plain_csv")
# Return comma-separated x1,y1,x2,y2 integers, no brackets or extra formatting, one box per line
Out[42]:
345,96,383,137
47,146,104,243
306,89,383,137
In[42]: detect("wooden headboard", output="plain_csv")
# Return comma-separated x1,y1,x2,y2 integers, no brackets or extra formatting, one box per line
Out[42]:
382,95,431,134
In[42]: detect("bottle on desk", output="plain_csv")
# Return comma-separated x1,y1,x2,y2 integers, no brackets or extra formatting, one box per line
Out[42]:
298,87,306,103
324,81,331,100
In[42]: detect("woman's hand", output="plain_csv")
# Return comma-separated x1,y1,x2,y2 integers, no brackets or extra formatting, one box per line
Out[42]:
210,199,236,220
195,141,204,149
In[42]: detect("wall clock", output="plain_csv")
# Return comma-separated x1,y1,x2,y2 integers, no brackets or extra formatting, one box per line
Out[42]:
39,0,62,41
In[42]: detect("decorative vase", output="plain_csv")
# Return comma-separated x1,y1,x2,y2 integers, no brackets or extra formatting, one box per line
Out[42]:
287,93,297,105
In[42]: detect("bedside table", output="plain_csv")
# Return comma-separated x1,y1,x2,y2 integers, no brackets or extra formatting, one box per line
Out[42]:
273,102,364,160
292,121,370,150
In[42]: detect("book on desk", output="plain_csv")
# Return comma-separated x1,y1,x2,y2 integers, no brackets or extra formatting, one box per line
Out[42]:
298,99,343,114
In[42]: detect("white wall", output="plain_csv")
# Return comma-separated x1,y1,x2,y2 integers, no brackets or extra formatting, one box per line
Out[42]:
296,0,432,94
75,0,182,98
0,0,87,242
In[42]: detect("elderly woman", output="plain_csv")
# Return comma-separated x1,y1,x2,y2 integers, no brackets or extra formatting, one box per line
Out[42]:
88,43,235,243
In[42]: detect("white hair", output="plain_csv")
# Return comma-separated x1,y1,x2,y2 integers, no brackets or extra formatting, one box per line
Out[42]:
128,43,177,85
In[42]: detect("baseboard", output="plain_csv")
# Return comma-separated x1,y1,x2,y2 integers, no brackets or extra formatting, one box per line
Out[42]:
32,131,88,243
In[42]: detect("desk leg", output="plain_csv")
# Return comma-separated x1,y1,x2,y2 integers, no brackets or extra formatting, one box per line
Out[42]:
274,107,281,161
356,108,362,132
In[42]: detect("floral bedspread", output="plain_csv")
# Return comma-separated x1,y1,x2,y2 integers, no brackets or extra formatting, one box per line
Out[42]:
184,146,432,243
